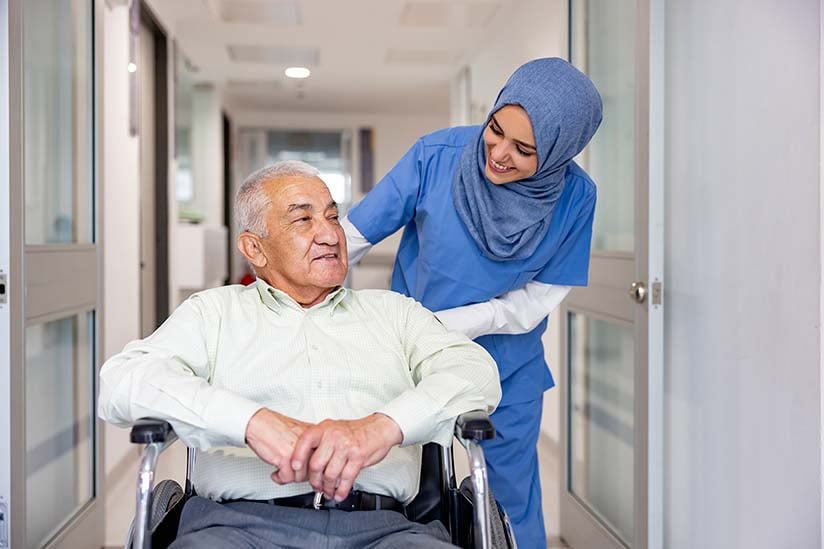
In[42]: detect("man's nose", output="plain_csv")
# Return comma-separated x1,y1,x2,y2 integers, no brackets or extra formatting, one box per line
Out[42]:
314,218,340,246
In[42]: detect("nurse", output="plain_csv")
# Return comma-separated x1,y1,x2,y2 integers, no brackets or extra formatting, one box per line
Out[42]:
342,58,602,548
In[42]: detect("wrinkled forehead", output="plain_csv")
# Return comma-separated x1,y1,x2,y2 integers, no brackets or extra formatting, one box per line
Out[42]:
264,175,335,213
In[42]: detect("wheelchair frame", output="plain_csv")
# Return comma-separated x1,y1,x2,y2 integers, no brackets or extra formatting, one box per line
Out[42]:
128,411,516,549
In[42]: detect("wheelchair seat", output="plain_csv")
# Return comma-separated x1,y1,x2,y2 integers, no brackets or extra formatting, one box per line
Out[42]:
126,411,516,549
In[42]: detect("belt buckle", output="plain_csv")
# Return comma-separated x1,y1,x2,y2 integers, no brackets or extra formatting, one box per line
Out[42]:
312,491,324,510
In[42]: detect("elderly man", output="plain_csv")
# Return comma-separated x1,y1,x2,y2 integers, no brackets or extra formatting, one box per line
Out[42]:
98,160,501,548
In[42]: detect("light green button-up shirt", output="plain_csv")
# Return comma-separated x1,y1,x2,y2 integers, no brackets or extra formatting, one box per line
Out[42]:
99,279,500,503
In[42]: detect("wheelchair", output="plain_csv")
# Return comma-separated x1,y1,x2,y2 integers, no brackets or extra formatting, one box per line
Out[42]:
126,410,517,549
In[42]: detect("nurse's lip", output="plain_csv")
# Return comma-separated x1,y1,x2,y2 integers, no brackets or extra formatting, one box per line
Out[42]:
487,157,513,174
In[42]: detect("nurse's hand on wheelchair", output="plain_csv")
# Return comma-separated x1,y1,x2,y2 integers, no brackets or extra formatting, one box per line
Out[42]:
289,413,403,502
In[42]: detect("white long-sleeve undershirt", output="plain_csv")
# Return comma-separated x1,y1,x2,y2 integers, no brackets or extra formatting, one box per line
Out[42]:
342,216,571,340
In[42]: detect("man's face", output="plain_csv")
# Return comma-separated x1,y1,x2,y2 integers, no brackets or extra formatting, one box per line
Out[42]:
245,175,348,306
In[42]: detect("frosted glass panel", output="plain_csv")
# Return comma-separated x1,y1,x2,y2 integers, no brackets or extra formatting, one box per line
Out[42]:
26,313,95,548
571,0,636,252
568,312,634,545
23,0,93,244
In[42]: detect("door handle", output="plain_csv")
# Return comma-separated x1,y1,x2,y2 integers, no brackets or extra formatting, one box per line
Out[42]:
630,281,647,303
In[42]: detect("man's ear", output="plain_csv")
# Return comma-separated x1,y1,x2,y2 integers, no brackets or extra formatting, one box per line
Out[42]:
237,232,268,268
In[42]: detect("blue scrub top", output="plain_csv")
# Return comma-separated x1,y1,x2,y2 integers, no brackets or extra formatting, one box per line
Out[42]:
348,127,596,405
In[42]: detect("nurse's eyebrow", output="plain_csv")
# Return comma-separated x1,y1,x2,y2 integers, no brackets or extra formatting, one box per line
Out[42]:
491,115,537,150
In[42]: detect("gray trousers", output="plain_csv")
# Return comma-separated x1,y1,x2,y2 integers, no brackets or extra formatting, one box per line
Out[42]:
169,496,456,549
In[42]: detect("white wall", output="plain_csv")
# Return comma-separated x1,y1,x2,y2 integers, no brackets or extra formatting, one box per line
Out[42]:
463,0,567,124
101,4,140,545
101,6,188,546
665,1,821,547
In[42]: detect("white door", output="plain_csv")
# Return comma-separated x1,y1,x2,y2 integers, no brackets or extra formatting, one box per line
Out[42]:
0,0,103,547
559,0,664,548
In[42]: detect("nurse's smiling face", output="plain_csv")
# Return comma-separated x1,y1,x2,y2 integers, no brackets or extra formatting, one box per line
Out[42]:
482,104,539,185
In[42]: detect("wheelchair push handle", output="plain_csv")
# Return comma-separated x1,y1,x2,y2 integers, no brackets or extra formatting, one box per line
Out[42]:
454,411,495,441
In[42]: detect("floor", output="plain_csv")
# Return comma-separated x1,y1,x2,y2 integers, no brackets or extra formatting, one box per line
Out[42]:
537,434,569,549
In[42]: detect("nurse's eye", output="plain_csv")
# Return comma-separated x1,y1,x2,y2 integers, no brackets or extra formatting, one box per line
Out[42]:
488,122,504,136
516,146,535,157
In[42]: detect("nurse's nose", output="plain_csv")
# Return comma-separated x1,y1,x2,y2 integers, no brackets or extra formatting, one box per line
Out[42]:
490,139,513,163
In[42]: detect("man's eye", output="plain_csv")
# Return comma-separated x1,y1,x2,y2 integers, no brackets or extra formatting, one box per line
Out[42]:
294,217,310,223
329,215,340,222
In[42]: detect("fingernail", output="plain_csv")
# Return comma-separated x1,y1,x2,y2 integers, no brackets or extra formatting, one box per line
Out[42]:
334,495,343,502
291,460,302,470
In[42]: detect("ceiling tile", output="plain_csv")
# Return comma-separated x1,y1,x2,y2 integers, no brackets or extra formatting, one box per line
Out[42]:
399,1,451,27
227,45,319,66
220,0,300,24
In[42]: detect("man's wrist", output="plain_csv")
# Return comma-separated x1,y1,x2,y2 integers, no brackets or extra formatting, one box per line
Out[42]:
373,413,403,446
244,407,269,445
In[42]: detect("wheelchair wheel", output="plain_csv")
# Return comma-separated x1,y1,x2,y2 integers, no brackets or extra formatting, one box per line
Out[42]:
150,480,184,530
125,479,184,548
459,476,512,549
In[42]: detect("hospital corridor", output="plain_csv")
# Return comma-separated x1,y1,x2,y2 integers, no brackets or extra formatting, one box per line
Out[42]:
1,0,822,548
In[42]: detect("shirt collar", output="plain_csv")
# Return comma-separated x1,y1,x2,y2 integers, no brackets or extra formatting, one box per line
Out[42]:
254,278,348,315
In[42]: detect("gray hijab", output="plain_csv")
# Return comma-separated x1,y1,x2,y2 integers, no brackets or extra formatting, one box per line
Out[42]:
452,58,603,261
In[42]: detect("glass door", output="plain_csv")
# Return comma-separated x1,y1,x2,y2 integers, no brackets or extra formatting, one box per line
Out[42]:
0,0,103,547
560,0,663,548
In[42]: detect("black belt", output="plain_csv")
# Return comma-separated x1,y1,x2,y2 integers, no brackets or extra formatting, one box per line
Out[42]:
224,491,405,514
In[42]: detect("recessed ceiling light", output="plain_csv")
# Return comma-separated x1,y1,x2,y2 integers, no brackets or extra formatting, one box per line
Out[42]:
285,66,311,79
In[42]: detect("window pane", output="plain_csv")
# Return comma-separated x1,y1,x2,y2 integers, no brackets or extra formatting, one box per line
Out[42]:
25,313,95,548
571,0,636,252
568,312,634,544
175,47,196,207
23,0,93,244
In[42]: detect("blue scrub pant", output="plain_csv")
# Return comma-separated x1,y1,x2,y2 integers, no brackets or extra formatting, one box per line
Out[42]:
482,398,546,549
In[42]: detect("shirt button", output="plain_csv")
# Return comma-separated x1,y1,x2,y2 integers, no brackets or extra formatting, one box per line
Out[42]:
310,344,319,351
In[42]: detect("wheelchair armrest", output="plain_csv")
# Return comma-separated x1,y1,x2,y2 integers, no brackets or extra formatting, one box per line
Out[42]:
130,418,176,444
454,410,495,441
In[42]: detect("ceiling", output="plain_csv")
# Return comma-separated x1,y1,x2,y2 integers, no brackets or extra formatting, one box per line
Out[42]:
144,0,512,115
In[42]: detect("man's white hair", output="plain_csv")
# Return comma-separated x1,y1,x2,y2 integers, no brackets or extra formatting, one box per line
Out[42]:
235,160,321,237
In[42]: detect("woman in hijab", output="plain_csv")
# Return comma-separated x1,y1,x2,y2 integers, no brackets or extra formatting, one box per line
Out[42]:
342,58,602,548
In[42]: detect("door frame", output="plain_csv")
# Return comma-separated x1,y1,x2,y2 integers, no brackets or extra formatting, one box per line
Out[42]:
559,0,664,548
1,0,105,546
140,1,170,329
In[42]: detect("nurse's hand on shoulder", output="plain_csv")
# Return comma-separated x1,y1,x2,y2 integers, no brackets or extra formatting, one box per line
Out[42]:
289,413,403,501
